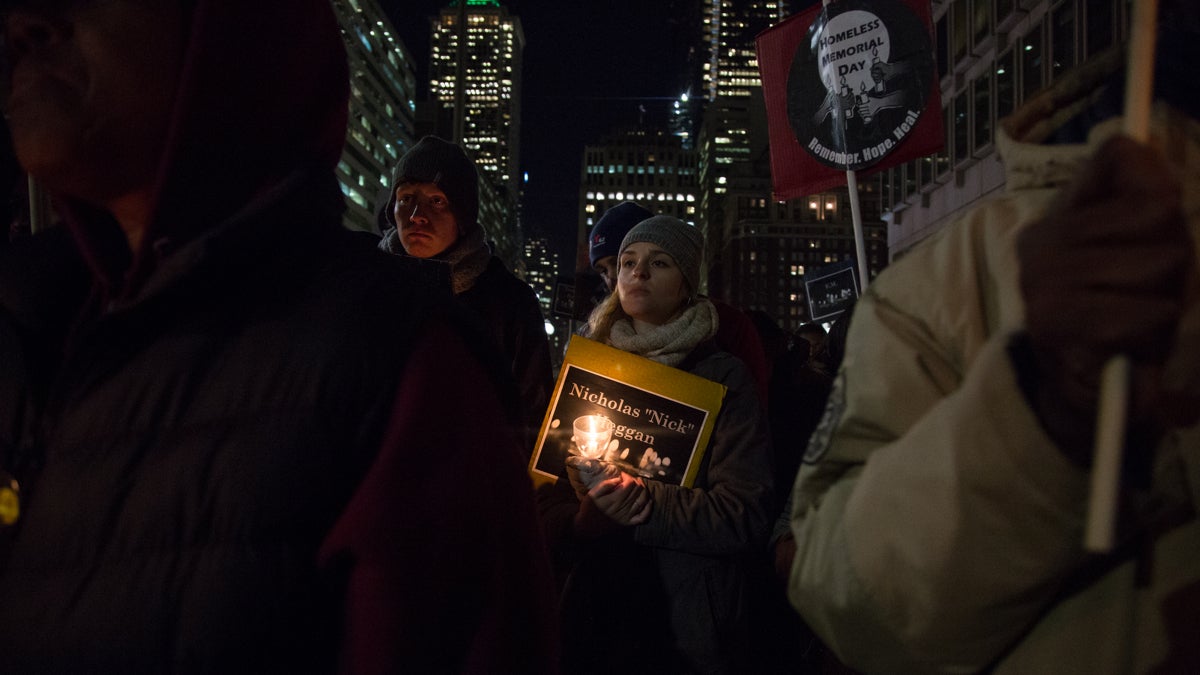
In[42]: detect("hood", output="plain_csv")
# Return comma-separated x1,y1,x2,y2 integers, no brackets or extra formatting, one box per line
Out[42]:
64,0,349,298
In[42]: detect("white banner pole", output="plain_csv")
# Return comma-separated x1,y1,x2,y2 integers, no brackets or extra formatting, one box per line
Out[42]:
1084,0,1158,553
846,169,869,291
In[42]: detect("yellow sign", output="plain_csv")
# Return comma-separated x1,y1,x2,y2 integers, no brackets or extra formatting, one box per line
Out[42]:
0,478,19,527
529,336,727,489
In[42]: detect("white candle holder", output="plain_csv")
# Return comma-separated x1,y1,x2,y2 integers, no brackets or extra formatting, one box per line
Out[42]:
572,414,615,460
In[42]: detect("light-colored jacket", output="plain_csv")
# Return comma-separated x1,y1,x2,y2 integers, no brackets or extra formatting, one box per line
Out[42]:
787,53,1200,674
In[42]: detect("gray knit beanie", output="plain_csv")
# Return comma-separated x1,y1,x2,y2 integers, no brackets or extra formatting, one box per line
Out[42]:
619,215,704,293
389,135,479,235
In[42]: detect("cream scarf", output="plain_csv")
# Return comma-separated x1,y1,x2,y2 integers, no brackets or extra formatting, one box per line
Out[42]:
608,299,719,367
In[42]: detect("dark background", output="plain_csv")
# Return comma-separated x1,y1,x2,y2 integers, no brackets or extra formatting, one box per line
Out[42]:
381,0,700,263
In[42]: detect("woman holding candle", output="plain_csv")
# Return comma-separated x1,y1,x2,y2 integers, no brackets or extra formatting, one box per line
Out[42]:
544,215,774,674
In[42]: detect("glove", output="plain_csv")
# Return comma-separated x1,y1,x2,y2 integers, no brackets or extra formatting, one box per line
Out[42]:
565,456,621,500
1016,136,1196,463
588,471,652,526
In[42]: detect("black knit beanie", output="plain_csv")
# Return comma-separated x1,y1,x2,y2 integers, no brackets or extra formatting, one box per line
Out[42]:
589,201,654,267
390,136,480,235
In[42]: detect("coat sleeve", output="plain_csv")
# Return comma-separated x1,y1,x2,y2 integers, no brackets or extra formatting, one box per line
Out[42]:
632,354,774,556
318,319,559,675
786,246,1093,673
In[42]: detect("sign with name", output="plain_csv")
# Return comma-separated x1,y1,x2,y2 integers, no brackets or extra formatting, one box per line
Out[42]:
805,259,860,323
529,336,726,488
756,0,943,199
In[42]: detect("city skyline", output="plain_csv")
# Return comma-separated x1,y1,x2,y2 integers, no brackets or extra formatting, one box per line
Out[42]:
384,0,708,263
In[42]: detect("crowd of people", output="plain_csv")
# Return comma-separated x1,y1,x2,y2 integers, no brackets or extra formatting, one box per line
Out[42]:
1,0,1197,673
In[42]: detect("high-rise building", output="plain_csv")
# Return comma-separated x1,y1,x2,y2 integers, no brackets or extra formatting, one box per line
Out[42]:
429,0,523,201
577,128,701,274
331,0,419,234
880,0,1128,259
702,0,787,101
428,0,525,267
718,181,888,332
522,236,566,364
697,0,787,282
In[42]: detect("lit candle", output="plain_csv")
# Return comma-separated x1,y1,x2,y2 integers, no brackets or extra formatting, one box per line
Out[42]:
572,415,614,460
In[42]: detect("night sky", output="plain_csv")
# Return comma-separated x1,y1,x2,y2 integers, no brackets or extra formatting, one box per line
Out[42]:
381,0,701,265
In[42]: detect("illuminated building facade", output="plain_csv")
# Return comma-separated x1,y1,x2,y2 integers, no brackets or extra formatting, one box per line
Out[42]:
696,0,786,284
577,128,701,275
717,179,888,332
881,0,1129,259
522,236,567,364
429,0,524,203
331,0,418,233
702,0,785,101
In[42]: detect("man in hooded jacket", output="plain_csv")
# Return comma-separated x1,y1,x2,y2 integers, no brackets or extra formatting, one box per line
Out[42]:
0,0,557,672
379,136,554,453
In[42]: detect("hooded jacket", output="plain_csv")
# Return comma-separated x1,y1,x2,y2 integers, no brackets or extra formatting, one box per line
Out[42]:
379,198,554,454
786,48,1200,674
0,1,556,672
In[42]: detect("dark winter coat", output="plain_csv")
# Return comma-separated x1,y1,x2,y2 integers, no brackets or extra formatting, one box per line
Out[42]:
379,224,555,455
0,0,557,671
545,345,773,674
458,256,555,450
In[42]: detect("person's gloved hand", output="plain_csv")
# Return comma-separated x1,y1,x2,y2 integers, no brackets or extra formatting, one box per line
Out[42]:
589,471,652,526
565,456,622,500
1017,135,1197,464
572,470,653,539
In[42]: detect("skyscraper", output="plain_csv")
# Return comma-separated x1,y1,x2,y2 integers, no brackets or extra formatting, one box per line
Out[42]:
522,235,565,363
702,0,786,101
697,0,787,281
429,0,524,203
331,0,419,233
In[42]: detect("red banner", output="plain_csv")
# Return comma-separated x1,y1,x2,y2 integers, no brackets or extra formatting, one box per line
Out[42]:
756,0,943,200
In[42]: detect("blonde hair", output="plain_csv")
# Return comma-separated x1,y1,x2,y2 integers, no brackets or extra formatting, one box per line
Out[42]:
583,289,628,343
584,276,697,344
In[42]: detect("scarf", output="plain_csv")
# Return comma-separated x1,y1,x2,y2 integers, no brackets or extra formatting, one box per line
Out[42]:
608,299,719,367
379,226,491,295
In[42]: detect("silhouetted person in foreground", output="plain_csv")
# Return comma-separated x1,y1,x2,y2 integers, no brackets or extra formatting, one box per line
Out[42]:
0,1,556,671
786,6,1200,671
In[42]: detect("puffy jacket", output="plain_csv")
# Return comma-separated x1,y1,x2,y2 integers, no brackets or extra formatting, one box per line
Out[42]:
787,51,1200,674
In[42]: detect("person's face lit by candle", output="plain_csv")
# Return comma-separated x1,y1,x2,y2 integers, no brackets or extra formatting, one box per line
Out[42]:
617,242,690,328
